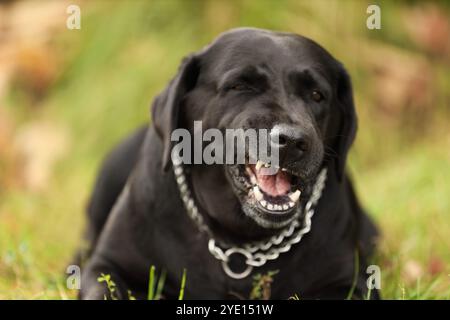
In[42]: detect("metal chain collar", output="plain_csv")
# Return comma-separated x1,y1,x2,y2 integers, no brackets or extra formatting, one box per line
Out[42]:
173,157,328,279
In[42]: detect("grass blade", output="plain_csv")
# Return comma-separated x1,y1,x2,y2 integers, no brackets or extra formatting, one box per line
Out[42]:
346,249,359,300
178,268,187,300
154,269,167,300
148,265,156,300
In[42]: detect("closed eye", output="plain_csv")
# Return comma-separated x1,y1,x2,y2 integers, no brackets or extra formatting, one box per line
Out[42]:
220,65,269,94
226,83,255,92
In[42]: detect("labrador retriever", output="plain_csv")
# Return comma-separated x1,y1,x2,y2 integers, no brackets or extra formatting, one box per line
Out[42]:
78,28,379,299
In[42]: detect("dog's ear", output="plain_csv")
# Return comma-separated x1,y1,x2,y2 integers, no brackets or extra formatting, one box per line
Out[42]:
333,65,357,181
151,54,200,171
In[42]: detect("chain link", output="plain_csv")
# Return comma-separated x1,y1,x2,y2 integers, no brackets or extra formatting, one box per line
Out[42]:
173,155,327,279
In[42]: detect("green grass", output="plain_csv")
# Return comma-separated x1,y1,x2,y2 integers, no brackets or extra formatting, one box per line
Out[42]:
147,266,167,300
346,250,359,300
0,0,449,300
178,269,187,300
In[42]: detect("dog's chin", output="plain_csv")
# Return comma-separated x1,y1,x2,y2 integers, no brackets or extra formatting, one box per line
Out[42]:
225,162,316,229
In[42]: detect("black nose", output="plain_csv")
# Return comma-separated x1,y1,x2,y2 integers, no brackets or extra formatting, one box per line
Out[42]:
270,125,310,160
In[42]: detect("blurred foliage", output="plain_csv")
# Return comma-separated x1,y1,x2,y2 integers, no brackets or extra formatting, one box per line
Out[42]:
0,0,449,299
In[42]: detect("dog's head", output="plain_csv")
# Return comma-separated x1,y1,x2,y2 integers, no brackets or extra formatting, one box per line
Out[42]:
152,28,357,240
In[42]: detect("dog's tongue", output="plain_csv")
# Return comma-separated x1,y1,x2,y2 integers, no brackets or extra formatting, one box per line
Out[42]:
252,166,291,196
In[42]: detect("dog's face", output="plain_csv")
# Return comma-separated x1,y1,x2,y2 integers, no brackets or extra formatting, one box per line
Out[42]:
152,28,356,240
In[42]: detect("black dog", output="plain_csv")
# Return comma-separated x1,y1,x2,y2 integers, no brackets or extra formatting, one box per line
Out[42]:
78,28,379,299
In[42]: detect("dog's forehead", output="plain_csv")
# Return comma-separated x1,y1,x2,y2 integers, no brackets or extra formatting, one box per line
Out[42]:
200,28,337,74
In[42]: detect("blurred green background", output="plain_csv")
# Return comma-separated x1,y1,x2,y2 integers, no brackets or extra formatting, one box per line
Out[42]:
0,0,449,299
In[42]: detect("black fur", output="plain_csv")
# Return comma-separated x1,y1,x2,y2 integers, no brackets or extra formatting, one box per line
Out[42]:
78,28,379,299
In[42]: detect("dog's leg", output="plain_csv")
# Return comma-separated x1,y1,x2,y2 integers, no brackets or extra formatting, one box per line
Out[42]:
79,256,130,300
73,126,148,267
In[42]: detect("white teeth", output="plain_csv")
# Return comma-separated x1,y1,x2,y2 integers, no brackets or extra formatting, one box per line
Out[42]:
245,166,257,185
253,186,263,201
281,168,287,172
255,160,275,171
289,190,301,202
261,201,292,211
256,160,263,170
251,184,299,212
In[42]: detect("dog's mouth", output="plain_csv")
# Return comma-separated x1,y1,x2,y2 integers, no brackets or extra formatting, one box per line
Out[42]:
227,160,309,228
246,162,301,211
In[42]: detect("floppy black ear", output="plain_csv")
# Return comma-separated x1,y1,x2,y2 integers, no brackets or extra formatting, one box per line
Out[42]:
151,54,200,171
333,65,357,181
